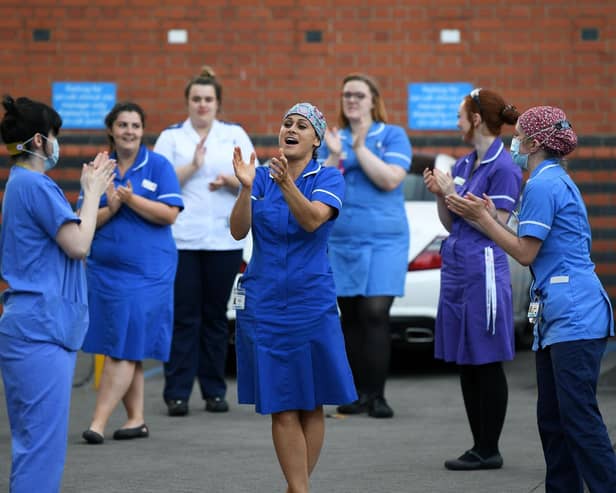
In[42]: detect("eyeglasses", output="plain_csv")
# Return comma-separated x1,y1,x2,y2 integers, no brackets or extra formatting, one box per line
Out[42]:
469,88,483,115
342,91,368,101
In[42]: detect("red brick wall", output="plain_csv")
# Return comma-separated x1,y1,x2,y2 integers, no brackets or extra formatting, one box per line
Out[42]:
1,0,616,306
1,1,615,137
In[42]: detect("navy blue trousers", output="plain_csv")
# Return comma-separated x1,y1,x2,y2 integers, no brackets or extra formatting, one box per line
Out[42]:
163,249,242,402
536,338,616,493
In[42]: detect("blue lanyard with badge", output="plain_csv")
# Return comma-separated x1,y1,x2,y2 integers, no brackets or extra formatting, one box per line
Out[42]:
231,276,245,310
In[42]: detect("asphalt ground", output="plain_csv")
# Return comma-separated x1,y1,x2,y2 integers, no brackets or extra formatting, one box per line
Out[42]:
1,344,616,492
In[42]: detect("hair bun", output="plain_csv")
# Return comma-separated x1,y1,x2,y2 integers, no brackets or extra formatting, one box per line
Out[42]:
2,94,16,113
199,65,216,78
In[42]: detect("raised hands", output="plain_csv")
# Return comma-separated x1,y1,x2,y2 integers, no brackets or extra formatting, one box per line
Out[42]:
192,135,207,170
115,180,134,204
269,148,290,185
351,121,370,150
81,152,116,198
324,126,342,156
232,146,256,188
445,192,493,222
423,167,455,197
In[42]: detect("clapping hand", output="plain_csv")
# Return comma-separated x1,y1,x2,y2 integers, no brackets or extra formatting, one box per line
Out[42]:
116,180,134,204
445,192,493,221
352,121,370,150
232,146,256,188
324,126,342,156
423,168,455,197
106,182,121,214
81,152,116,198
192,136,207,170
269,148,289,185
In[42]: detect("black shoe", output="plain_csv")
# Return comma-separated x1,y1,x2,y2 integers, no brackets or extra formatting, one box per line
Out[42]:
444,450,503,471
82,429,104,444
337,394,369,415
205,396,229,413
368,396,394,418
166,399,188,417
113,424,149,440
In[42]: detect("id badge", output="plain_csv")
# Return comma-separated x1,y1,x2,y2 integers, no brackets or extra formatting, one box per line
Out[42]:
527,301,540,324
231,277,245,310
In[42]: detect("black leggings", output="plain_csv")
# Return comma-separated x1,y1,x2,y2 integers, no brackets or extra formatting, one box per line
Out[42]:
338,296,394,398
459,362,508,457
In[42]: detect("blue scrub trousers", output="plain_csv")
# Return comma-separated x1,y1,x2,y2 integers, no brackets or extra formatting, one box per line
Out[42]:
536,338,616,493
0,333,76,493
164,249,242,402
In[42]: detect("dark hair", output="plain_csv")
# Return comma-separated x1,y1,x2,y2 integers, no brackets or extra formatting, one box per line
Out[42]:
184,65,222,105
1,95,62,159
104,101,146,150
337,73,388,128
463,89,519,136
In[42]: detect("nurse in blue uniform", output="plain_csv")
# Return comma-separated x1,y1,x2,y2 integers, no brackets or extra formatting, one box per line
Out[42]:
447,106,616,493
230,102,356,493
0,95,115,492
424,89,521,470
80,102,184,444
318,73,412,418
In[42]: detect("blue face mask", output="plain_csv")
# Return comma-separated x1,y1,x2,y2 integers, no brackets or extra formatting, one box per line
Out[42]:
43,137,60,171
18,134,60,170
510,138,528,170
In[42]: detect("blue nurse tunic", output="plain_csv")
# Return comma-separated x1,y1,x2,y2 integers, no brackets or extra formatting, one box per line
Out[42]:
517,160,614,349
435,138,522,365
79,145,184,361
236,160,357,414
317,122,412,296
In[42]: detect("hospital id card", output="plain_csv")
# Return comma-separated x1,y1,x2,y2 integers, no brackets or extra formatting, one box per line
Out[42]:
231,278,245,310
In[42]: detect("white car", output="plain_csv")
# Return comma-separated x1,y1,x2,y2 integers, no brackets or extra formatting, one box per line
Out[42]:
227,154,532,349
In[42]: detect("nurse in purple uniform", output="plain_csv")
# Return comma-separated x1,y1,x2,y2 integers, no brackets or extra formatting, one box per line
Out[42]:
423,89,521,471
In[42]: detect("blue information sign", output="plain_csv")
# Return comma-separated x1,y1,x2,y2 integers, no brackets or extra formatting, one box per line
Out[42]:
408,82,473,130
52,82,116,129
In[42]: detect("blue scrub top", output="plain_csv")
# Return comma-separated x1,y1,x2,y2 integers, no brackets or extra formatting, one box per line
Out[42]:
0,166,87,350
318,122,411,237
241,160,344,317
518,160,614,349
77,145,184,279
317,122,412,296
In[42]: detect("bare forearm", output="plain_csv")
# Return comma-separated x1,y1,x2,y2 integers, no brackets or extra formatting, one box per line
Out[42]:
96,206,116,228
278,180,328,232
123,195,178,225
475,213,537,266
230,187,252,239
175,163,199,185
57,192,100,259
322,153,340,167
436,196,453,232
354,146,405,191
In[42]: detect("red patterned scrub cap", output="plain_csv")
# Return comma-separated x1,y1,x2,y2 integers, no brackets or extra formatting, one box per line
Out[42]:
518,106,577,157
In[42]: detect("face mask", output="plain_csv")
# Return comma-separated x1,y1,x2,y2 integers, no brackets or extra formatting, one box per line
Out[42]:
17,134,60,170
44,137,60,170
510,138,529,171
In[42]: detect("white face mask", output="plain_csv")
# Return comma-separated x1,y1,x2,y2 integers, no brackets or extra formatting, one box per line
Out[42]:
17,134,60,170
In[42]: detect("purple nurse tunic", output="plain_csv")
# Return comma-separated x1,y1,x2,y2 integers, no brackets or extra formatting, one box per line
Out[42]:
434,138,522,365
